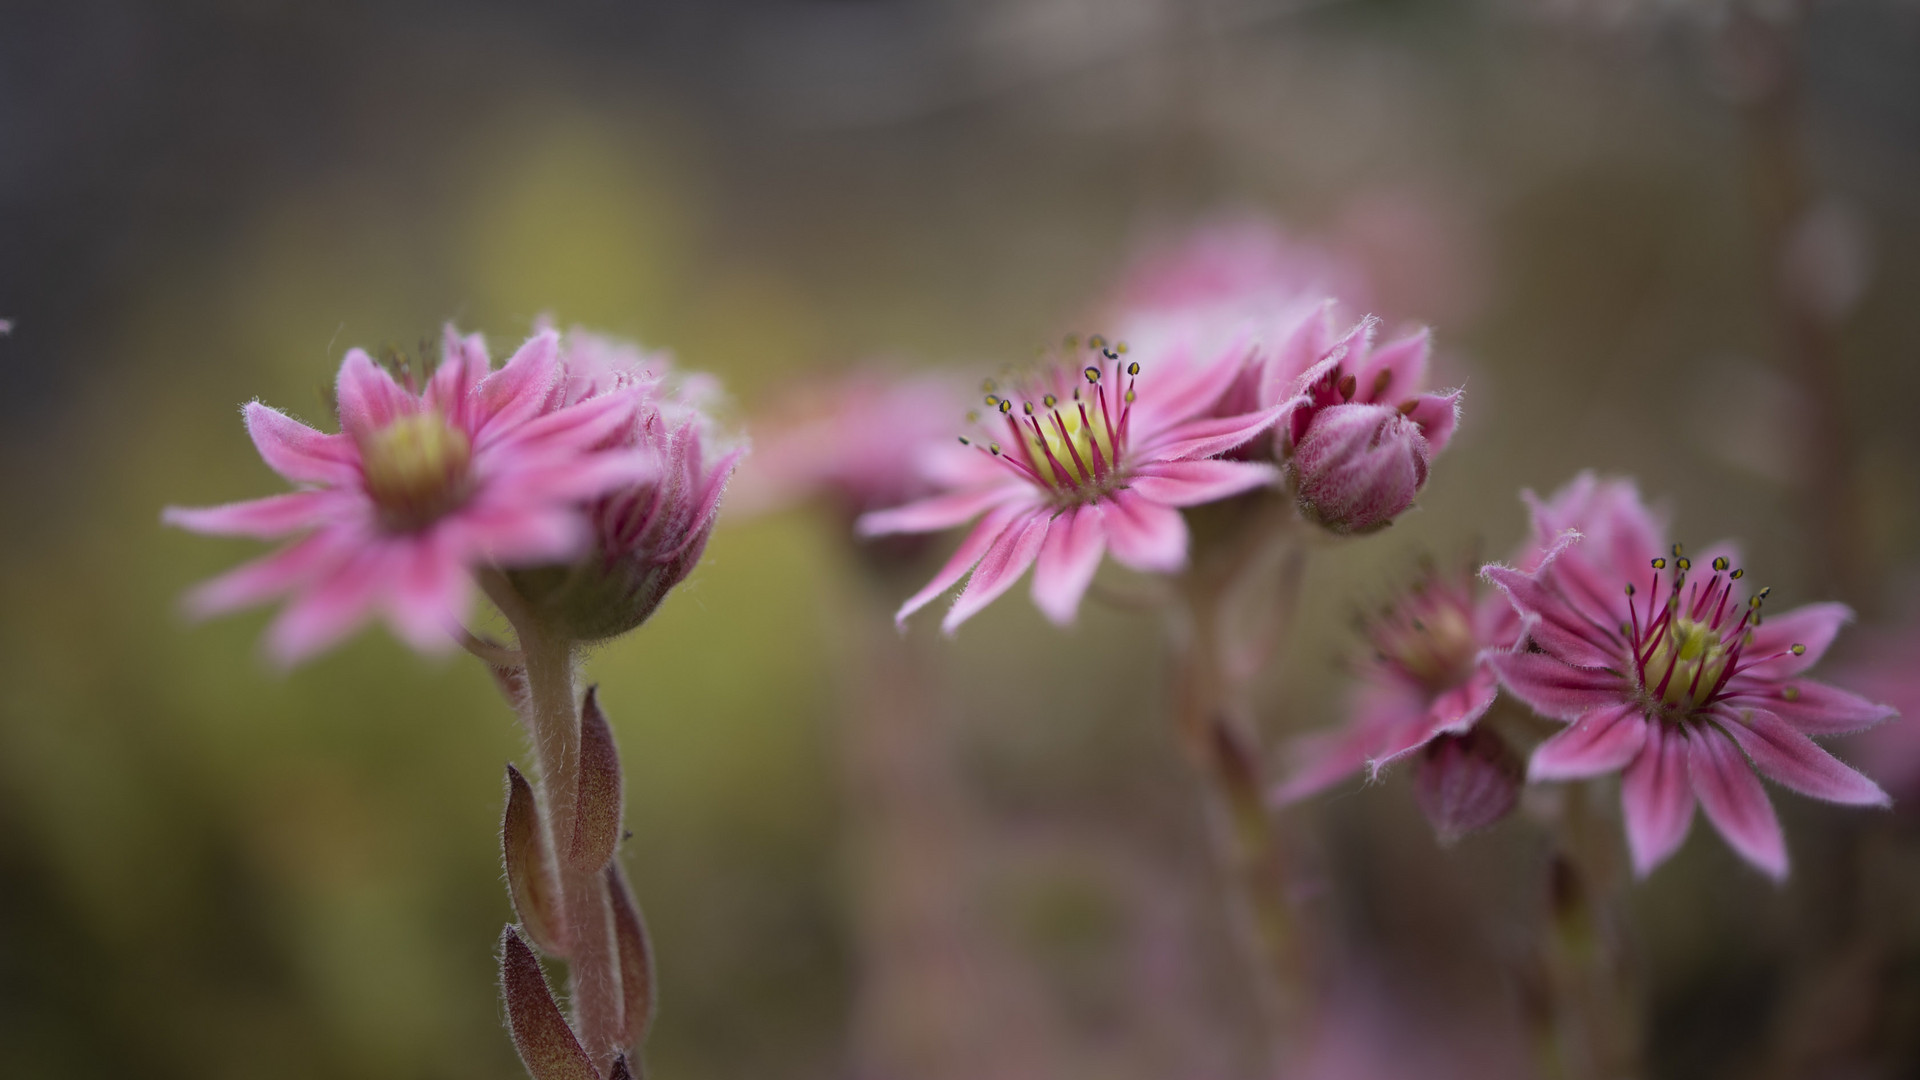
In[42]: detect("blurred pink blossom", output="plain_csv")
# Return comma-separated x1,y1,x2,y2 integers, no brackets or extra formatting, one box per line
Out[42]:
729,369,962,522
165,327,655,664
858,337,1285,632
1830,609,1920,803
1276,318,1460,534
1274,565,1516,817
1483,473,1895,880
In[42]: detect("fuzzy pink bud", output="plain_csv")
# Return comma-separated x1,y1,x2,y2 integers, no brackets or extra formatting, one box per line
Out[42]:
1412,728,1522,845
1289,402,1430,533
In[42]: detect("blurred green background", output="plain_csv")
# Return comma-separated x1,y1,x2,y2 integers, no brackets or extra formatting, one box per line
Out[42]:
3,2,1919,1078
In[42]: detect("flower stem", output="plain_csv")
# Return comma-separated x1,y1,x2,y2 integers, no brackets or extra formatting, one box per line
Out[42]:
483,570,626,1074
1533,783,1643,1080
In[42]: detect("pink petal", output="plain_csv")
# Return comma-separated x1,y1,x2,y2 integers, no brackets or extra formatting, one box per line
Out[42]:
858,483,1031,538
1369,668,1500,774
1103,489,1188,573
1722,678,1896,735
1486,651,1629,722
1718,706,1890,807
1402,389,1461,454
472,331,560,442
1272,724,1383,804
1138,404,1291,462
1031,503,1107,625
162,490,349,539
942,509,1049,634
1481,560,1623,670
1741,602,1851,679
243,403,359,486
1351,327,1431,404
1621,721,1695,877
487,451,658,506
1128,459,1279,507
488,387,639,456
335,348,416,436
383,532,471,653
894,502,1027,625
1135,331,1253,435
427,327,492,426
1688,728,1788,881
456,506,591,566
263,545,395,666
1528,703,1649,780
181,530,353,617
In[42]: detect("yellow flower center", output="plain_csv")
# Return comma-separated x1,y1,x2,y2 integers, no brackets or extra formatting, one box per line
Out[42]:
361,413,473,530
1641,615,1736,710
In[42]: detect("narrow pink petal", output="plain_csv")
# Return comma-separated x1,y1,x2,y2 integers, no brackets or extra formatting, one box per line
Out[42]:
1722,678,1896,735
1487,651,1629,723
1135,332,1252,435
1031,504,1107,625
1741,602,1851,679
243,403,359,486
335,348,416,436
941,509,1049,634
1351,327,1431,404
1103,489,1188,573
264,545,396,666
181,530,353,617
1688,728,1788,881
1128,459,1279,508
1481,561,1623,670
1621,721,1696,877
1138,404,1290,462
472,331,560,442
1717,707,1890,807
457,507,591,566
162,490,348,539
485,450,658,505
1369,668,1500,773
427,327,492,425
384,532,471,653
489,387,639,456
1528,703,1649,780
1402,390,1461,454
858,483,1030,538
895,502,1028,625
1272,725,1384,804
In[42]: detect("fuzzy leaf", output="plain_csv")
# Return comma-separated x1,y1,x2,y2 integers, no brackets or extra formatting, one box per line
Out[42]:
503,764,565,954
607,1056,635,1080
607,865,658,1052
570,687,624,872
500,927,601,1080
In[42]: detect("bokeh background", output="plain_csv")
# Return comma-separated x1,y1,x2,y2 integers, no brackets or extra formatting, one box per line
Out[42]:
4,1,1919,1078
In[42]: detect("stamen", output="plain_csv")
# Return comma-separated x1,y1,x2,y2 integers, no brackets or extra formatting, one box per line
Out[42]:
1338,373,1358,401
1371,369,1393,398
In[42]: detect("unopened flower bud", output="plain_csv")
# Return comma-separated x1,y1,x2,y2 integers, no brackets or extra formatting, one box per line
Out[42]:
1413,727,1523,845
1277,322,1459,535
500,926,598,1080
509,331,743,641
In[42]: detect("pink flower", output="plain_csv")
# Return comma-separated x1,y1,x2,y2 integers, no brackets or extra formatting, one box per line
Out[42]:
507,329,743,640
856,337,1287,632
1482,473,1896,880
729,369,962,522
1114,216,1370,320
164,327,655,665
1829,609,1920,802
1275,317,1460,534
1273,565,1518,827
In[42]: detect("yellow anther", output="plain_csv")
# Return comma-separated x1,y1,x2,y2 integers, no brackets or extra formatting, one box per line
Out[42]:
1115,341,1129,354
1652,557,1667,569
1782,686,1801,701
1713,556,1729,571
1790,643,1806,655
1677,557,1692,571
1126,361,1140,377
1084,366,1101,384
981,378,997,393
1371,369,1393,398
1086,334,1105,350
998,399,1012,414
1042,394,1057,408
1731,568,1745,579
1022,401,1034,416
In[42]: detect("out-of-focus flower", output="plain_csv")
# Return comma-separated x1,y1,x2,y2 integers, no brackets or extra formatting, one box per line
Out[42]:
1830,610,1920,803
1275,565,1514,812
1483,473,1895,880
507,328,742,642
164,328,654,664
1276,318,1460,534
857,336,1286,632
729,369,962,523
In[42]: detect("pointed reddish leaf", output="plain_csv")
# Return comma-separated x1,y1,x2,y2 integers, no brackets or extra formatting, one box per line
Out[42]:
607,1055,636,1080
607,865,658,1052
500,927,601,1080
503,765,565,954
570,687,624,872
